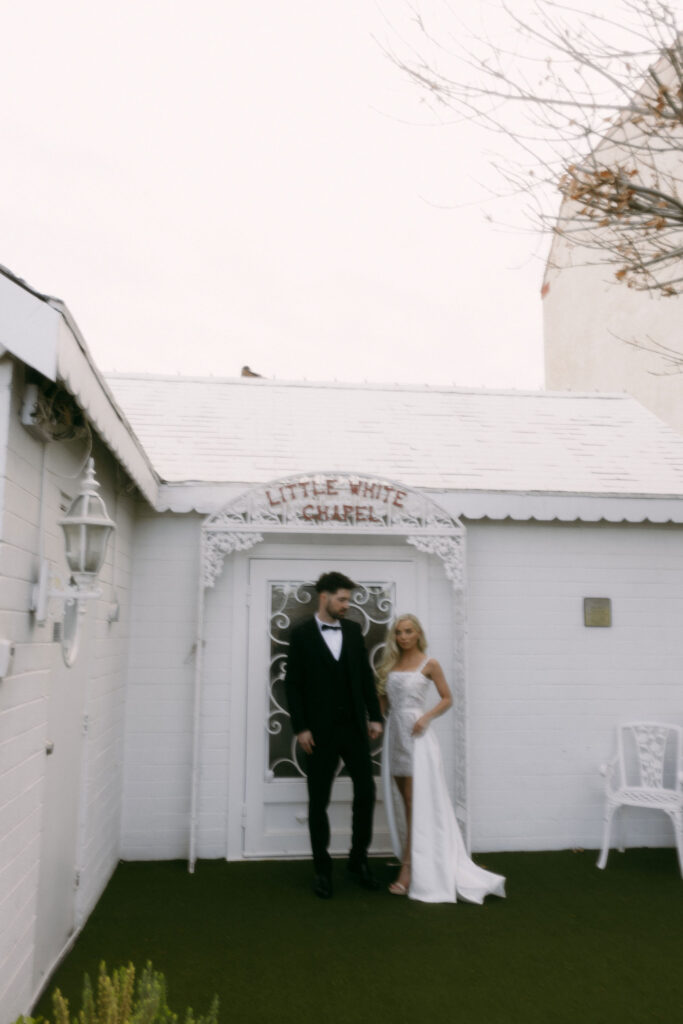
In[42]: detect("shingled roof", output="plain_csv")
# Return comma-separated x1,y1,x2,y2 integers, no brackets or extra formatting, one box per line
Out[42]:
105,374,683,521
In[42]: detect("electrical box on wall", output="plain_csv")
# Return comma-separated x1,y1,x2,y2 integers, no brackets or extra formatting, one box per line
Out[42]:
584,597,612,627
0,639,15,678
20,383,51,441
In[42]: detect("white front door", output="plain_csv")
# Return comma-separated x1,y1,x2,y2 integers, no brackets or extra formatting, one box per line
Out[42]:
244,556,417,858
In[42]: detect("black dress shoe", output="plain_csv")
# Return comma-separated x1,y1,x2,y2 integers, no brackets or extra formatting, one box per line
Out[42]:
347,861,380,890
313,873,332,899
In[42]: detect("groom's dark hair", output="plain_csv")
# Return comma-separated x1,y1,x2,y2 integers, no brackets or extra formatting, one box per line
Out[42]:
315,571,356,594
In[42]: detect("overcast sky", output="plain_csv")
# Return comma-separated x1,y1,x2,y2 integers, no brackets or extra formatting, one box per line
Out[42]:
1,1,671,389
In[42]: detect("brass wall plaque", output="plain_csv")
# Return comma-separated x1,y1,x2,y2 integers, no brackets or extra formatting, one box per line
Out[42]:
584,597,611,627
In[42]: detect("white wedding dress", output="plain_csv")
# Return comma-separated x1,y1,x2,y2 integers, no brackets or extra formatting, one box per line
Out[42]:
383,660,506,904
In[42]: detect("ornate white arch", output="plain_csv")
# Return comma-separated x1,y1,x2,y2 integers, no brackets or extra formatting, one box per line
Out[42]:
189,472,468,870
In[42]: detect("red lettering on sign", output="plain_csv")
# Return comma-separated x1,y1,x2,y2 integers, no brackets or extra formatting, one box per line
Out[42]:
265,477,407,515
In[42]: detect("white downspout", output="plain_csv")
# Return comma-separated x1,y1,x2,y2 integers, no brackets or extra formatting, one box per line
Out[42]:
460,529,471,854
188,528,206,872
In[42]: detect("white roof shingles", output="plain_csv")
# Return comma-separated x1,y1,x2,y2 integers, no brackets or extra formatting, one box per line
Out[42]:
105,376,683,511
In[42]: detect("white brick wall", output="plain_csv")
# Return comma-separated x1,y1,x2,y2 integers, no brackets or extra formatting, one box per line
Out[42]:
120,512,683,867
0,359,137,1024
0,361,47,1023
121,510,201,860
75,454,136,926
466,519,683,852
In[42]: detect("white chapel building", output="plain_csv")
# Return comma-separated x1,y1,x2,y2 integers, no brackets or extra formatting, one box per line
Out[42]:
1,267,683,1021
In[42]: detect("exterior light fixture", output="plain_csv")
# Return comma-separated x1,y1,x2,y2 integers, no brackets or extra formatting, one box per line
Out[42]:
31,458,116,666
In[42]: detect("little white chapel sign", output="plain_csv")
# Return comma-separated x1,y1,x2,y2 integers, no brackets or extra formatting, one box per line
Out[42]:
205,472,461,543
264,475,408,525
202,471,465,587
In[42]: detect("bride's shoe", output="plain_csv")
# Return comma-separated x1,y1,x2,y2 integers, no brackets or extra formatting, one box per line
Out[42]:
388,881,408,895
389,863,410,895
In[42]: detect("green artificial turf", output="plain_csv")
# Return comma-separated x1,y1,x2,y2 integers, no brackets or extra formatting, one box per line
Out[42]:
33,849,682,1024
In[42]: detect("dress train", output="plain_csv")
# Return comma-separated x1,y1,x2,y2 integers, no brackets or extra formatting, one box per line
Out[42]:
383,711,505,904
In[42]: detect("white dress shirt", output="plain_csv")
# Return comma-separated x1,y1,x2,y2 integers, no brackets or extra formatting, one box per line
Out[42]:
315,615,343,661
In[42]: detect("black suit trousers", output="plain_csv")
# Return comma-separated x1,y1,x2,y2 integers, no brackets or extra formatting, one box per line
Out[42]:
306,720,375,874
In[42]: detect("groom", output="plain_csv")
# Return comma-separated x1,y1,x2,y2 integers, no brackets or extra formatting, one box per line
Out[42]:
285,571,383,898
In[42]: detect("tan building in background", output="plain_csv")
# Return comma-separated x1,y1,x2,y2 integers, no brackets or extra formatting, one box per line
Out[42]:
543,51,683,434
543,225,683,434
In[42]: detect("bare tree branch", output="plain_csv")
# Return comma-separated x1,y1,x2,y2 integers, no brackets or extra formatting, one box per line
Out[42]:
385,0,683,297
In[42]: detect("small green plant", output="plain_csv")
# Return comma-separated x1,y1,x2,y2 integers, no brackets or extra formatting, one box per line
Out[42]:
14,961,219,1024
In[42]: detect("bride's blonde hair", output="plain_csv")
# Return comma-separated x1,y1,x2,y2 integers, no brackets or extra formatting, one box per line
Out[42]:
375,613,427,695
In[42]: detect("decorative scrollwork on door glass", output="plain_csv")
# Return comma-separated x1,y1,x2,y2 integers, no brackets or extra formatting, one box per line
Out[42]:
267,581,394,779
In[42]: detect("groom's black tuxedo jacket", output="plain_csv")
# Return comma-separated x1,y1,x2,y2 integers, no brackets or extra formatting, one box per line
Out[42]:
285,618,382,742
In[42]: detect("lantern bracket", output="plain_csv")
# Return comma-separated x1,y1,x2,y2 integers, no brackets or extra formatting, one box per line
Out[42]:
31,560,102,622
31,561,103,666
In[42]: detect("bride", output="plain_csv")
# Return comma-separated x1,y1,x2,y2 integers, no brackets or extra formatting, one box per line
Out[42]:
377,614,506,904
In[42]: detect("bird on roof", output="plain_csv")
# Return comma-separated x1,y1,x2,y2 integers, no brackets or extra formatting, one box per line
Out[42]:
241,365,263,378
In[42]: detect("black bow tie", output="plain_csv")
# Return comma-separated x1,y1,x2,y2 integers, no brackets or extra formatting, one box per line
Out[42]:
321,624,341,631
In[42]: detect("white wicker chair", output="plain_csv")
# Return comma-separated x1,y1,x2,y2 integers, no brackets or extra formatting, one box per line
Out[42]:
597,722,683,877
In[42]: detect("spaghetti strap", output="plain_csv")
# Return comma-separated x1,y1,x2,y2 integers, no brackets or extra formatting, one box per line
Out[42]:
419,656,431,674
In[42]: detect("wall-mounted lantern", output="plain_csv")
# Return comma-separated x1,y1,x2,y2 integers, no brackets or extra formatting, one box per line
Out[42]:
31,458,116,666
